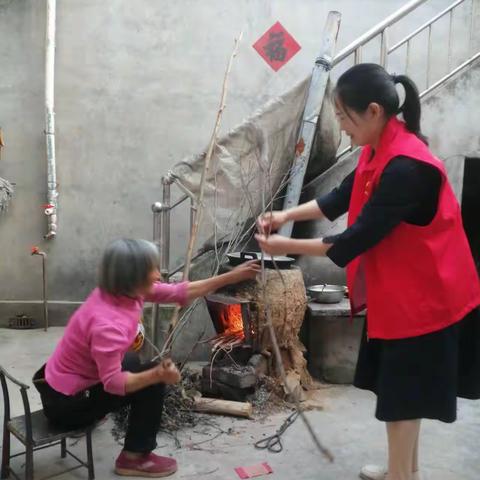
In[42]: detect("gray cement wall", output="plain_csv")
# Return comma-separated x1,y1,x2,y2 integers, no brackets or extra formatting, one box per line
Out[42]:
0,1,476,359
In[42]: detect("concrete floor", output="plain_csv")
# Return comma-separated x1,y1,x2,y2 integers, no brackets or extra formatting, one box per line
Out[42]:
1,327,479,480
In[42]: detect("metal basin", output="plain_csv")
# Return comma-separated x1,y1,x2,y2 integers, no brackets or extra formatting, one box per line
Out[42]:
307,284,346,304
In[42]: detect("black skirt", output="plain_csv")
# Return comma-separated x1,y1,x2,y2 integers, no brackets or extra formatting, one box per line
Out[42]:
354,307,480,423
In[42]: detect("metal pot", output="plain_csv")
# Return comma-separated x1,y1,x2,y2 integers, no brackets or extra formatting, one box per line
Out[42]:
227,251,295,269
307,284,346,304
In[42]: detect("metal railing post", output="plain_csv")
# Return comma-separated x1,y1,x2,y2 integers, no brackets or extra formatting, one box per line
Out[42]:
149,177,173,354
160,178,171,277
189,197,196,238
448,9,454,72
380,28,389,68
406,39,412,75
426,25,433,88
471,0,480,54
354,46,362,64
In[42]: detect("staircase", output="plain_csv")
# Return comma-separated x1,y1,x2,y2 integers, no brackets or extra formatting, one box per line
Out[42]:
297,0,480,287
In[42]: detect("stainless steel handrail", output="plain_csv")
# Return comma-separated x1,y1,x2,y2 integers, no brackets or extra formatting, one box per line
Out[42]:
332,0,477,162
332,0,429,65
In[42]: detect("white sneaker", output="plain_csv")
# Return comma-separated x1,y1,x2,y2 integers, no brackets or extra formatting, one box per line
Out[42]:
360,465,387,480
359,465,421,480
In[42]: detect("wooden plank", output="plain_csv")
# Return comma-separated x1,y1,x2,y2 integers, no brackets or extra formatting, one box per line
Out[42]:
279,11,342,238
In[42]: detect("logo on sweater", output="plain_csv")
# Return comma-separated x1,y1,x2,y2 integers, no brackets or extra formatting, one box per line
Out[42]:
131,319,145,352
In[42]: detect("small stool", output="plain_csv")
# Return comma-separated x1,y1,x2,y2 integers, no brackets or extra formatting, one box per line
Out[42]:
0,367,95,480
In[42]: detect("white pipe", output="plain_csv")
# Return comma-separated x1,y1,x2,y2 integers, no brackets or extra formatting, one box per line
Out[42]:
45,0,58,239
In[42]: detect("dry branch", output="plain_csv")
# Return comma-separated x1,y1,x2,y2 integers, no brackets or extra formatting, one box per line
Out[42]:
255,126,334,463
161,32,243,356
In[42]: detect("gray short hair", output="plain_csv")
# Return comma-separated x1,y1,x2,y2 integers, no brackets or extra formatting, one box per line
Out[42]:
98,238,160,296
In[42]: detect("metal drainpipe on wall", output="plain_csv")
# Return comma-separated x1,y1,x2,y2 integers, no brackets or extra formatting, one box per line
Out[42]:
44,0,58,239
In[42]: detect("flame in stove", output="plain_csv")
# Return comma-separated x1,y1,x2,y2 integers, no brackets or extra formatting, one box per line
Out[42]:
219,304,245,338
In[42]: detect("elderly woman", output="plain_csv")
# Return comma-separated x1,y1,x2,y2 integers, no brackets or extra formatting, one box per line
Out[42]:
34,238,259,478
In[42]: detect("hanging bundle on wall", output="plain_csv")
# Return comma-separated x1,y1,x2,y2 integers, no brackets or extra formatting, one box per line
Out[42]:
0,127,14,212
0,177,14,212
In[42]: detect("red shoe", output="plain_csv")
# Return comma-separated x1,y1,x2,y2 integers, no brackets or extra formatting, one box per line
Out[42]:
115,451,178,478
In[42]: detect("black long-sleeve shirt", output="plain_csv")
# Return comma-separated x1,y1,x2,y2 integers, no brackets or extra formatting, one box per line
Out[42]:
317,156,442,268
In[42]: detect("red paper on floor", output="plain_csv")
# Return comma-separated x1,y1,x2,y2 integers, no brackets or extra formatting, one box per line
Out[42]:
235,462,273,479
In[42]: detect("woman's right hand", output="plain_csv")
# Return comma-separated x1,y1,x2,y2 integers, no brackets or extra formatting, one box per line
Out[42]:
154,358,181,385
257,211,288,234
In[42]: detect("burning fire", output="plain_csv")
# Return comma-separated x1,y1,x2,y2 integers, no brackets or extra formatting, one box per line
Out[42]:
219,304,245,339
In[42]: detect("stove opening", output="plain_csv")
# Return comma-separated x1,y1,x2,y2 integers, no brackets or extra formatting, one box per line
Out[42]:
205,294,256,350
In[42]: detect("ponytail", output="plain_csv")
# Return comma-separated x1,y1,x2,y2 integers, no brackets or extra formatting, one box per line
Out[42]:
336,64,427,144
392,74,428,144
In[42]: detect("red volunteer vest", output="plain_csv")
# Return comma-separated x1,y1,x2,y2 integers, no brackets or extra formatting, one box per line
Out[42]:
347,117,480,339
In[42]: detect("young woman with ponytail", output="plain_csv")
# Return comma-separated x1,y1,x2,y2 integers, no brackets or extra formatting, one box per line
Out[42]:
256,63,480,480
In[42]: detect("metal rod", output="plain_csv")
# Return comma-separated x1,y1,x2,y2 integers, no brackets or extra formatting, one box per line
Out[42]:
406,39,411,75
389,0,464,53
31,249,49,330
42,255,48,331
171,176,196,201
167,248,206,279
427,25,432,88
336,144,353,159
150,180,171,354
169,194,189,210
150,186,169,356
448,9,454,72
380,28,389,68
354,46,362,64
333,0,428,64
160,179,171,277
153,209,160,246
469,0,475,54
189,197,196,237
420,50,480,98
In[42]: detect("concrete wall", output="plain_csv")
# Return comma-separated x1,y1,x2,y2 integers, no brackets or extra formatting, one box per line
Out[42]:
0,0,474,342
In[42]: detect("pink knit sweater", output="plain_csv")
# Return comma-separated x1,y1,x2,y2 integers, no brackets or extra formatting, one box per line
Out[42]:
45,282,188,396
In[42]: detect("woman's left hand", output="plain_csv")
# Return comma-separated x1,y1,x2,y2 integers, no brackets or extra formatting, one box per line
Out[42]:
255,234,291,256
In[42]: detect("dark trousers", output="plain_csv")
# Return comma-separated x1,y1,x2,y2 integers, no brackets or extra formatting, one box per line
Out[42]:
33,353,165,453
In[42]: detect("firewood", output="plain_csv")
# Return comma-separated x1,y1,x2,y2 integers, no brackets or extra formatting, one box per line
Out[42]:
193,397,253,418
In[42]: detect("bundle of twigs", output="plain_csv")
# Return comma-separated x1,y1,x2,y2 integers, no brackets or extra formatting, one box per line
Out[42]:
111,368,203,444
